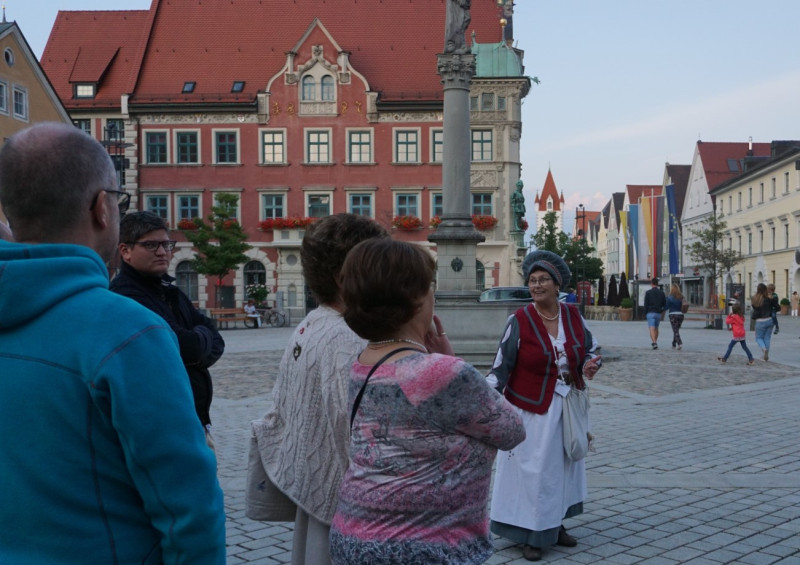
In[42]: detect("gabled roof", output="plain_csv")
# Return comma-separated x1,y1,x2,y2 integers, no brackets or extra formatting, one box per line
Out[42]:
534,169,564,211
44,0,509,108
695,141,771,191
711,144,800,194
600,199,611,229
42,9,151,109
664,163,690,220
626,184,662,205
611,192,625,228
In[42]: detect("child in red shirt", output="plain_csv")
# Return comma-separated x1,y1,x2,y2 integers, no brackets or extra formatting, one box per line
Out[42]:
718,304,755,365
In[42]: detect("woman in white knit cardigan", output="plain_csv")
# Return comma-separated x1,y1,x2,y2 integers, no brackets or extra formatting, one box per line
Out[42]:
252,214,388,565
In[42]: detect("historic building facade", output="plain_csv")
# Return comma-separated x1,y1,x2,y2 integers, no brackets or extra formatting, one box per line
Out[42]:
42,1,530,317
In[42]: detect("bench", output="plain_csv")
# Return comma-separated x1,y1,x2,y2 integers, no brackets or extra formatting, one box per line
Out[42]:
209,308,254,329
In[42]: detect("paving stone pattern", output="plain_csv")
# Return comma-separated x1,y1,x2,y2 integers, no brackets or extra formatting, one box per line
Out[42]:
211,322,800,564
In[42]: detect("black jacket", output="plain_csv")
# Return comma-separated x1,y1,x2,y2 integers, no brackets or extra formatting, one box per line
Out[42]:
110,262,224,426
644,286,666,314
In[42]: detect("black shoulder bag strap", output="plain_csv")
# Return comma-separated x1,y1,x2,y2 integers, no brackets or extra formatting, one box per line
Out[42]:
349,347,418,431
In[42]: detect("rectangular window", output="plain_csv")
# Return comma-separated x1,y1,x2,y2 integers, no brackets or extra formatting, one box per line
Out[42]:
214,193,239,220
432,193,443,217
307,194,331,217
470,96,478,111
748,233,752,254
262,194,284,219
748,187,752,206
145,132,168,164
394,130,419,163
176,132,199,164
472,193,493,216
0,81,7,114
261,130,285,164
497,96,506,111
785,172,790,194
177,195,200,221
481,93,494,111
728,195,732,213
73,119,91,135
105,119,124,142
771,227,776,250
395,193,418,217
737,192,742,210
759,183,764,203
771,178,776,198
75,84,95,98
785,224,790,248
759,230,763,252
738,235,741,253
12,86,28,121
215,131,238,164
145,195,169,219
471,129,493,161
306,130,330,163
348,131,372,163
431,129,443,163
349,193,372,216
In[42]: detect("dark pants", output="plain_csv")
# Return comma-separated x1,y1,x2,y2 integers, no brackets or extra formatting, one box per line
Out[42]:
722,339,753,361
771,311,779,332
669,314,683,346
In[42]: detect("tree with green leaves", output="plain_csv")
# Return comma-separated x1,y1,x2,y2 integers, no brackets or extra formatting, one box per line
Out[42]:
530,211,604,287
686,212,743,301
530,211,569,254
181,193,251,306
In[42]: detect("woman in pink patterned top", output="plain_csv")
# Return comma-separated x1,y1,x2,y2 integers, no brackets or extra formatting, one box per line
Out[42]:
330,239,525,564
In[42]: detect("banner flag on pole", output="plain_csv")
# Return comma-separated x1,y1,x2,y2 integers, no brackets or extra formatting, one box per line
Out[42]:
665,184,680,274
629,204,639,278
653,195,665,278
619,210,628,278
637,201,649,279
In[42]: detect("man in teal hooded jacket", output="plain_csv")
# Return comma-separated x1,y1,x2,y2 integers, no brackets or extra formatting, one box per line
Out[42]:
0,123,226,564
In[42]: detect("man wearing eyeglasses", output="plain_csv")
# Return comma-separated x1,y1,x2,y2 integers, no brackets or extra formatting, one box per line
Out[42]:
111,211,224,446
0,123,225,563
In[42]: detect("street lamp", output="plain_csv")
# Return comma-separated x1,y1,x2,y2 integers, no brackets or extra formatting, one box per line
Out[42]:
575,204,587,311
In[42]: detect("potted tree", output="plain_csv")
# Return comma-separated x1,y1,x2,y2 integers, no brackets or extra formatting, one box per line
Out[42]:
780,297,790,315
618,297,634,321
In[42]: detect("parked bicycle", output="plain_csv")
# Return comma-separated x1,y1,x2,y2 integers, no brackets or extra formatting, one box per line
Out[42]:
243,308,287,328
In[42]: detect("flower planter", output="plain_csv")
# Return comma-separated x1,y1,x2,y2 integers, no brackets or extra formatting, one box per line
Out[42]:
618,308,633,321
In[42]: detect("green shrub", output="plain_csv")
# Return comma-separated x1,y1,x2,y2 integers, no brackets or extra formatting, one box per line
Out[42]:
620,297,634,309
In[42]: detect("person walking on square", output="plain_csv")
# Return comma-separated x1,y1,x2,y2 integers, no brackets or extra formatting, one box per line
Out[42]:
665,283,685,350
767,283,780,335
251,214,388,565
644,277,666,349
111,211,224,447
0,123,225,564
791,291,799,317
751,283,775,361
718,305,755,365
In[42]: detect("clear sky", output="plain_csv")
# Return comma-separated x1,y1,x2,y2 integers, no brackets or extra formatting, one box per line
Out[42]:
16,0,800,233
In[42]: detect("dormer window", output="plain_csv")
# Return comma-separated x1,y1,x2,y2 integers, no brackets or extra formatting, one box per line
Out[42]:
300,74,336,102
301,76,315,101
75,83,96,98
320,76,334,101
182,81,196,94
231,81,245,93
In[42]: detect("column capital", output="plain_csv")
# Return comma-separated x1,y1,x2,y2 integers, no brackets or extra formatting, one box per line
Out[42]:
437,53,476,89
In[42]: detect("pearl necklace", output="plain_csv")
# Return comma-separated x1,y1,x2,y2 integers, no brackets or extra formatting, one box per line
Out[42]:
367,338,428,352
534,303,560,321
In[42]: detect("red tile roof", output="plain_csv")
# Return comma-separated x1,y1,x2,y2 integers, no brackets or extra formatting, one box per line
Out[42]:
44,0,506,108
695,141,771,191
42,10,151,109
534,169,564,211
627,184,661,204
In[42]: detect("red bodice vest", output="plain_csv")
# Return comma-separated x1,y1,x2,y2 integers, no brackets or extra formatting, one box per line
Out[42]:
504,303,588,415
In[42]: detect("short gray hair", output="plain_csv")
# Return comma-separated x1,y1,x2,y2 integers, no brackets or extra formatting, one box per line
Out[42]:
0,122,116,242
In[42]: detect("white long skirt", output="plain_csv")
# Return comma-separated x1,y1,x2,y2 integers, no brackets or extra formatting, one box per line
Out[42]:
490,395,586,533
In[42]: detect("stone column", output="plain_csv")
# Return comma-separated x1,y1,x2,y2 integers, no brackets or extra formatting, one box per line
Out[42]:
428,52,484,300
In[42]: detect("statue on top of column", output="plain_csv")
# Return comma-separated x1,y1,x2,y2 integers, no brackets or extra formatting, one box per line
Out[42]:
445,0,471,55
512,180,526,231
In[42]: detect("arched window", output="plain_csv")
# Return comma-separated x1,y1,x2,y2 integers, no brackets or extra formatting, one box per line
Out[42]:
321,75,335,101
175,261,198,302
244,260,266,296
476,260,485,290
301,75,316,101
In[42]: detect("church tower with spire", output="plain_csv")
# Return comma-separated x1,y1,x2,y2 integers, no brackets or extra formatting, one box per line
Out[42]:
533,169,565,233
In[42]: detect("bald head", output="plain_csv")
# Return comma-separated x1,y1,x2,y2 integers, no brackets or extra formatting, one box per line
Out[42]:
0,122,117,243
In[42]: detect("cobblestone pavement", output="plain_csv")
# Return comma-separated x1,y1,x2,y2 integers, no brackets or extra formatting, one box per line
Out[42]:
212,319,800,564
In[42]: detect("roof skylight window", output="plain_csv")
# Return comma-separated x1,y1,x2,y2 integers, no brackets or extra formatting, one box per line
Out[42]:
231,81,245,93
182,81,196,94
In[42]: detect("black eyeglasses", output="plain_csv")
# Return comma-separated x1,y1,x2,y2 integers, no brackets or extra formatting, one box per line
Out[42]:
127,240,177,252
90,189,131,214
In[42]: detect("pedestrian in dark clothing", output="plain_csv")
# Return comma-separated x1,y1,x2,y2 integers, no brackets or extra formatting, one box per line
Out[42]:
767,283,779,335
644,277,666,349
111,211,224,447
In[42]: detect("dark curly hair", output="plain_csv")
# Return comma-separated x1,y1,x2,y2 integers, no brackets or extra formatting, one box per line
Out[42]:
340,238,436,340
301,213,388,306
